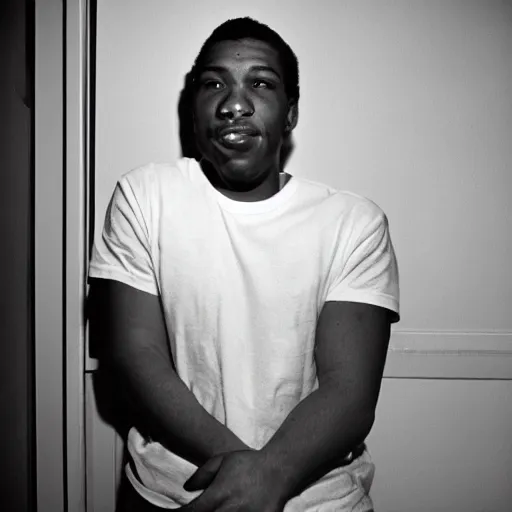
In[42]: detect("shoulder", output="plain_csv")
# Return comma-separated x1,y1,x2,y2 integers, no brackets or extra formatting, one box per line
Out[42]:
116,158,201,204
294,175,387,227
335,190,387,228
120,158,195,190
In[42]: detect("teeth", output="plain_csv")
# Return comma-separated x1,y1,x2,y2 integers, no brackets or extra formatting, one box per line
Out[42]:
223,132,245,142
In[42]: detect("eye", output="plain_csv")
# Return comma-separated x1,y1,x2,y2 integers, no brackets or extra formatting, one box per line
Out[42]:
202,79,224,90
252,79,274,89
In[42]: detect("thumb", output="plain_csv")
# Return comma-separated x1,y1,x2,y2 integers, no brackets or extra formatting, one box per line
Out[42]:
183,455,223,492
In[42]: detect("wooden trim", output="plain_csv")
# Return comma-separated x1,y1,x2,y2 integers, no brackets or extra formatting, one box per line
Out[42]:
34,0,65,510
385,330,512,379
65,0,88,510
35,1,89,510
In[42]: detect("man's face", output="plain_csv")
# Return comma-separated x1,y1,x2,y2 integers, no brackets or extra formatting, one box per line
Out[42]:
193,38,297,190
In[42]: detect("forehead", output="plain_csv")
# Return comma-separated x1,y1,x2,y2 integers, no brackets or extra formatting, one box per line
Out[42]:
200,38,283,74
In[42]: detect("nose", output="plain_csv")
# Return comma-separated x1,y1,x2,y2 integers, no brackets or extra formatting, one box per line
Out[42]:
218,87,254,120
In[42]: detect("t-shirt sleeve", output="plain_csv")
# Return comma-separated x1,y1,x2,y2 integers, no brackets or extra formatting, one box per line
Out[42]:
88,174,159,295
325,208,400,323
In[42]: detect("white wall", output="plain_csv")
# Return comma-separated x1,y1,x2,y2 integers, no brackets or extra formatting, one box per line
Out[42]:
91,1,512,511
368,379,512,512
95,0,512,333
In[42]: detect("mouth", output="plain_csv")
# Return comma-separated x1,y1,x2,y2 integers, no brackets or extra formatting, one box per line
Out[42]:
216,125,260,151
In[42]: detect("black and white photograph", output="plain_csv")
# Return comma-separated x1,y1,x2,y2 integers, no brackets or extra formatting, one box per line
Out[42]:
1,1,511,511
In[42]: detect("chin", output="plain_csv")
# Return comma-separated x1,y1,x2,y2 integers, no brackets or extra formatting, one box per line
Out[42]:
219,162,269,190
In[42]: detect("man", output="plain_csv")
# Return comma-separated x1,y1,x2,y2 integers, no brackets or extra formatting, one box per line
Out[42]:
88,17,399,512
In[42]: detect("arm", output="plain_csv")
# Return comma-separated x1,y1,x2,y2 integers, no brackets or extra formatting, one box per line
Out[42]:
181,301,391,511
88,277,250,466
181,210,397,511
260,300,391,497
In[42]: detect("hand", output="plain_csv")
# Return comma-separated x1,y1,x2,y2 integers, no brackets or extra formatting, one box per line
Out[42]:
181,450,288,512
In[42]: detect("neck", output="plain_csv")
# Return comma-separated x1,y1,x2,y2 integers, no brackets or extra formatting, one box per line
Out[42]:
200,160,285,202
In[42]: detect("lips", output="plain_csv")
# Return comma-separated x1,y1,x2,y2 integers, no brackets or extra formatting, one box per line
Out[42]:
218,124,260,138
216,124,260,151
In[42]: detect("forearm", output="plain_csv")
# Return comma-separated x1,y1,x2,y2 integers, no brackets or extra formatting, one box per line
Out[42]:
261,381,374,499
111,345,249,466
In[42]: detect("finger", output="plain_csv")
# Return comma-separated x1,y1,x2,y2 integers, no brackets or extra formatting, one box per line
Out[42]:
184,455,223,492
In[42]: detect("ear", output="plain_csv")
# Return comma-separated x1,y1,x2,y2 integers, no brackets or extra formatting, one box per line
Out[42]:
284,102,298,134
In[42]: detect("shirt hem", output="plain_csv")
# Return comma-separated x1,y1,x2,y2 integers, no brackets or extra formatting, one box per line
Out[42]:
125,463,180,509
88,267,159,296
325,291,400,322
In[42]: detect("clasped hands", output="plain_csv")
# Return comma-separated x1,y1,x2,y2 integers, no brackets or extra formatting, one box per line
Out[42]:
180,449,290,512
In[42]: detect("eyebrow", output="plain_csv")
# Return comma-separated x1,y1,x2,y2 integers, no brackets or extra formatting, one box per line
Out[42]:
199,65,282,80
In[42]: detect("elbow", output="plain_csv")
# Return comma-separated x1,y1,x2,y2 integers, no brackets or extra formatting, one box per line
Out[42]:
351,392,377,438
340,393,377,444
357,408,376,442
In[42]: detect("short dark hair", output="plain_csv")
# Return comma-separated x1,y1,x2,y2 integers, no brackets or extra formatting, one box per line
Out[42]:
191,17,300,104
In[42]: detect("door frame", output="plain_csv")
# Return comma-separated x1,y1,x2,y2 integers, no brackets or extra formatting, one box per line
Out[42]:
35,0,89,510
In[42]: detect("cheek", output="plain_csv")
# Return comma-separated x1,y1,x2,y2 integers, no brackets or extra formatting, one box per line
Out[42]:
193,97,212,122
262,106,288,132
192,114,210,139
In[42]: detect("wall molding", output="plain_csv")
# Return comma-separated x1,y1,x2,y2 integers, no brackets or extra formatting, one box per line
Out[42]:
385,330,512,379
87,331,512,379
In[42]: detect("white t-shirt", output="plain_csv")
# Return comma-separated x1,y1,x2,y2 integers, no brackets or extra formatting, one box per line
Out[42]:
89,157,399,511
